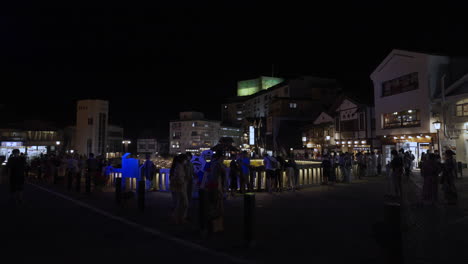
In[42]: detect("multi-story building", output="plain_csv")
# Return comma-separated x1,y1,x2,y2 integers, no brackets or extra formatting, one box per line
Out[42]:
137,138,158,157
332,96,378,154
219,125,242,148
107,124,124,158
302,111,336,157
169,112,220,155
223,76,342,156
76,99,109,156
370,49,468,164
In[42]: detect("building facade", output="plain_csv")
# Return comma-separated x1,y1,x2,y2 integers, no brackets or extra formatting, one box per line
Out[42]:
76,99,109,156
370,49,452,164
222,76,342,156
0,121,63,160
107,124,124,158
137,138,158,157
169,112,221,155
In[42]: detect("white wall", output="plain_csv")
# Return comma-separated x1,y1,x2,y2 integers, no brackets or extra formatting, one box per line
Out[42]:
76,100,109,156
371,51,436,136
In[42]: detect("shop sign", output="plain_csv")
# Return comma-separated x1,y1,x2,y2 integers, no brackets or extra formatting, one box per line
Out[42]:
1,142,23,147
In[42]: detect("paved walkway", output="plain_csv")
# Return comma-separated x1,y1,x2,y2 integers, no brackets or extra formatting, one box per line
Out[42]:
402,169,468,263
5,175,389,264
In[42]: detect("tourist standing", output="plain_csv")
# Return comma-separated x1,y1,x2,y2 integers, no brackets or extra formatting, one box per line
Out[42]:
285,158,297,191
441,150,458,205
229,155,239,197
7,149,26,205
184,153,195,206
390,150,404,197
169,155,188,224
239,151,251,193
321,154,331,185
275,154,285,191
263,153,277,193
422,153,441,205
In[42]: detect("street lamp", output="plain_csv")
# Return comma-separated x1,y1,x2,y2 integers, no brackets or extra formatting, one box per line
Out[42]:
122,140,131,153
433,121,441,153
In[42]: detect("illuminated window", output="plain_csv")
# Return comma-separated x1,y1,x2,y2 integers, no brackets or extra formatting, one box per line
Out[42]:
455,99,468,116
383,109,420,129
289,103,297,109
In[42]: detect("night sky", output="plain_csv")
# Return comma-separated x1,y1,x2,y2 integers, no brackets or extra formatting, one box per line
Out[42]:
1,3,468,140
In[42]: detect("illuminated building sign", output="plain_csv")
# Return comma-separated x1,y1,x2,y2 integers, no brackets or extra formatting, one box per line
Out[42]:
1,142,23,147
249,126,255,145
237,76,284,96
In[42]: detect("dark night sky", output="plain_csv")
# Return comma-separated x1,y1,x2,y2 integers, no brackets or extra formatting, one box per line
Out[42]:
1,3,468,140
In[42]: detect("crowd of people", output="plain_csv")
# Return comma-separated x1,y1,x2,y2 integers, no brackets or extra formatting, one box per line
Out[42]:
386,148,458,206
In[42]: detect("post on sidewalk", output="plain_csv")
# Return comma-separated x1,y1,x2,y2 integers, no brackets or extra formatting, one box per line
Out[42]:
137,179,145,212
384,202,402,263
244,192,256,247
199,189,208,238
85,171,91,193
115,175,122,205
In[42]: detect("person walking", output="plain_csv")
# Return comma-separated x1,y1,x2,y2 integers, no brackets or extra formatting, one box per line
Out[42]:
66,154,78,188
142,154,156,191
86,153,99,192
390,149,404,198
275,154,285,191
239,151,251,193
321,154,331,185
343,152,352,183
441,150,458,205
377,152,382,176
285,158,297,191
422,153,441,205
229,155,239,197
6,149,26,205
263,153,277,194
169,155,188,224
184,152,195,208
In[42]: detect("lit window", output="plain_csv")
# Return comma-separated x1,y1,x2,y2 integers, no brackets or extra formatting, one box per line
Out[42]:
289,103,297,109
237,117,242,121
383,109,420,129
237,111,242,114
455,99,468,117
224,105,228,109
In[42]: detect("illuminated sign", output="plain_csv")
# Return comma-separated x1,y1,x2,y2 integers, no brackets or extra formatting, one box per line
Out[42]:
249,126,255,145
1,142,23,147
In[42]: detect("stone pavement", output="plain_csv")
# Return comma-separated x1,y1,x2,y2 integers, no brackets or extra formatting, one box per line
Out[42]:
24,175,388,264
402,169,468,264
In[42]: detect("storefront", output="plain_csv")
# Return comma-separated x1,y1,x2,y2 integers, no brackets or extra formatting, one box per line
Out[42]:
0,141,48,160
335,139,378,154
379,133,435,166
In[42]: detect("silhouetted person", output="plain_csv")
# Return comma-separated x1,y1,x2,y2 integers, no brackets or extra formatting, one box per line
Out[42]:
7,149,26,205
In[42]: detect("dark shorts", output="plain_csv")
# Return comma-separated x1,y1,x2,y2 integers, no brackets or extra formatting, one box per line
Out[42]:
266,170,275,179
10,175,25,192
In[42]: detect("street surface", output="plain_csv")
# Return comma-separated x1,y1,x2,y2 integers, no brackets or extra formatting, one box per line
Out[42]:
1,176,388,264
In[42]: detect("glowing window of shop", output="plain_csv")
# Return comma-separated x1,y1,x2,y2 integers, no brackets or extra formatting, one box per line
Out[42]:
455,99,468,117
383,109,420,129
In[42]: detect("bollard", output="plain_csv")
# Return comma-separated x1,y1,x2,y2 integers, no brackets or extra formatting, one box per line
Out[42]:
137,180,145,212
384,202,402,263
244,192,255,247
85,172,91,193
67,170,73,191
199,189,209,238
115,177,122,204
